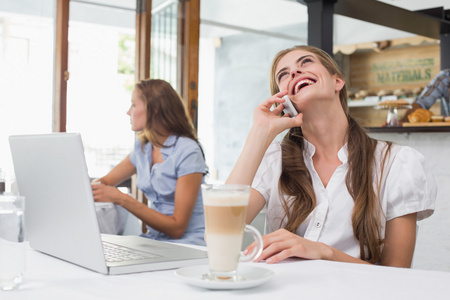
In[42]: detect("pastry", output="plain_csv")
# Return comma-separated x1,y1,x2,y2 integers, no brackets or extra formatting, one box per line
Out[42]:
408,108,433,123
393,88,405,97
377,90,393,97
354,90,367,100
378,99,409,107
404,89,413,97
431,116,444,122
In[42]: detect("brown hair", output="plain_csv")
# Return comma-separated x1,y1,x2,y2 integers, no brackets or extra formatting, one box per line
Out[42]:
135,79,199,148
270,45,391,263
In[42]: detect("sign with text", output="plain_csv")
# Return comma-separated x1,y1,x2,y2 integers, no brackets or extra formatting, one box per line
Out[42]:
349,44,440,92
373,58,434,85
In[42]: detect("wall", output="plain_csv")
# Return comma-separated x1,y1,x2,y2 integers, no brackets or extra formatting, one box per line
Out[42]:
211,32,302,181
370,132,450,272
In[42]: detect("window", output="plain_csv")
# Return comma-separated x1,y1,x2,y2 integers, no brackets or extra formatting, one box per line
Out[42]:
150,0,178,87
66,0,136,178
0,0,56,189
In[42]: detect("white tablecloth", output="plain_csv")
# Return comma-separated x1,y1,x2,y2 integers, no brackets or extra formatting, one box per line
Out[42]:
3,245,450,300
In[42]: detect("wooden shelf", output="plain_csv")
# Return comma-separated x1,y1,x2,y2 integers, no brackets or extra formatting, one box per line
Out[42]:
403,122,450,127
367,126,450,133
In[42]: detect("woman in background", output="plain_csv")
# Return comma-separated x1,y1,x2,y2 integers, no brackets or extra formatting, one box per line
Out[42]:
228,45,436,267
92,79,207,246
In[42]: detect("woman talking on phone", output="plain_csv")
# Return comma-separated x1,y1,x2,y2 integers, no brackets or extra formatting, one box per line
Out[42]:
227,45,436,267
92,79,207,246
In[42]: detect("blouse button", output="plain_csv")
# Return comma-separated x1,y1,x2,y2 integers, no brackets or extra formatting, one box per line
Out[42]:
315,222,321,228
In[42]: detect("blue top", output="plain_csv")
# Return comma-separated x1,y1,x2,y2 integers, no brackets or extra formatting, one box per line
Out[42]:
129,135,207,245
416,69,450,116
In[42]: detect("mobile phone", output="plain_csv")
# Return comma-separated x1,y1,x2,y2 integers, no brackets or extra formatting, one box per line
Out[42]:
282,95,298,117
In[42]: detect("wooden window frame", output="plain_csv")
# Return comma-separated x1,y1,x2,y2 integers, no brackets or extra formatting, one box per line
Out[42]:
54,0,200,129
54,0,69,132
136,0,152,81
178,0,200,130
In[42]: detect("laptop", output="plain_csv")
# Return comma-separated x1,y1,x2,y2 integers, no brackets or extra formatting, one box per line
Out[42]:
9,133,207,275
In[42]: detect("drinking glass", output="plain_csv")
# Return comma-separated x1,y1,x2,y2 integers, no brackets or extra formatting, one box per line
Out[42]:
201,184,263,281
0,195,26,291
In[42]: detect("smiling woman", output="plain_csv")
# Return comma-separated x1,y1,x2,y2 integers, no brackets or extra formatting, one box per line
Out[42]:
226,45,436,268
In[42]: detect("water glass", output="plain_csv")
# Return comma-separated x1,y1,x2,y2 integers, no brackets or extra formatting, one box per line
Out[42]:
0,195,26,291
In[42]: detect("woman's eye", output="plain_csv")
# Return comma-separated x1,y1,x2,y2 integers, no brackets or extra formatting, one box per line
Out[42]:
301,58,312,65
277,72,288,82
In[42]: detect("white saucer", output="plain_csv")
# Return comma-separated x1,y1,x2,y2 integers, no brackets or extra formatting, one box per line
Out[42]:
175,265,275,290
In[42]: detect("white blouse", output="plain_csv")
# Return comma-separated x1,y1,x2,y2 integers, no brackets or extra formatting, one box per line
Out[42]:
251,139,436,259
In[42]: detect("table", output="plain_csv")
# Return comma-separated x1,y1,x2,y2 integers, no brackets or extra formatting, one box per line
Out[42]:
3,245,450,300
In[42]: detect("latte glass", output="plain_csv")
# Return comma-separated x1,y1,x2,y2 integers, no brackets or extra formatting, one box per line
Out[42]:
201,184,263,281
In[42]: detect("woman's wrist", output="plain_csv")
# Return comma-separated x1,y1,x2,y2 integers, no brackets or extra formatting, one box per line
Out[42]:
116,190,129,207
317,242,369,264
319,242,335,261
248,123,277,150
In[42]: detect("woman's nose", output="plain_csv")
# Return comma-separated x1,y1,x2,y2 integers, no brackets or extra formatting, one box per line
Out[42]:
291,68,302,79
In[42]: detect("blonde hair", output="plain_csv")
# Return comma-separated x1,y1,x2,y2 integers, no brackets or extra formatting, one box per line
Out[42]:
271,45,391,263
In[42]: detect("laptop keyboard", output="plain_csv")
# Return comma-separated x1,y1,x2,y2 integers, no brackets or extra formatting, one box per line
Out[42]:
103,242,159,262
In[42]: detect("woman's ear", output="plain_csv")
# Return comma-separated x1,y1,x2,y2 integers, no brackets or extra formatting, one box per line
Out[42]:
335,77,345,92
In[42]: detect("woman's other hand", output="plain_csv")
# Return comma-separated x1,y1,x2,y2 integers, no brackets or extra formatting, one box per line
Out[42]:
91,183,126,205
245,228,330,264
